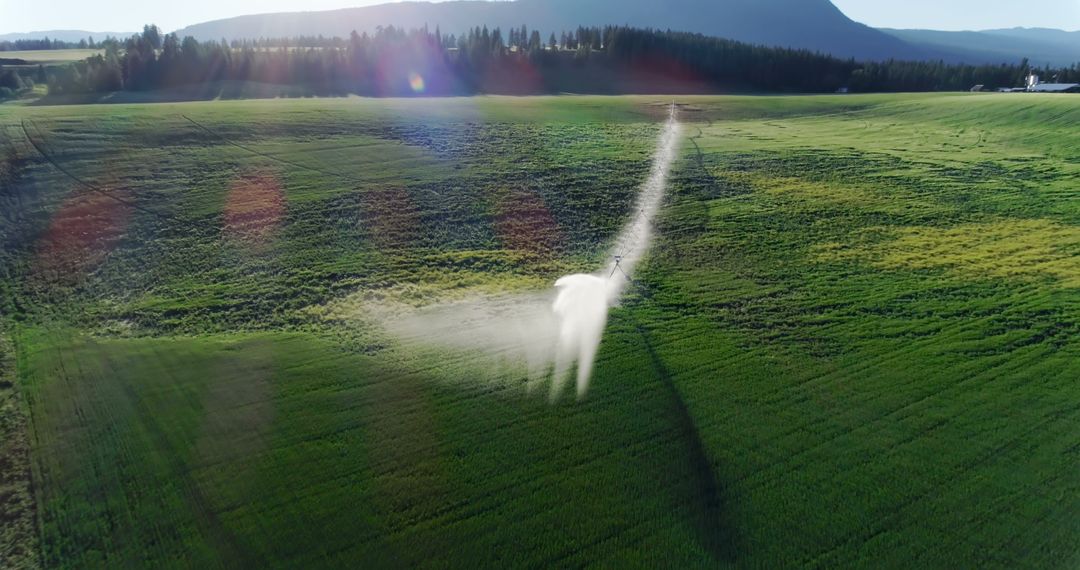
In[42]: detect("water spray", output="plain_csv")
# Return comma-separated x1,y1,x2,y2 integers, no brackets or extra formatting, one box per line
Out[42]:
547,100,682,399
381,101,682,401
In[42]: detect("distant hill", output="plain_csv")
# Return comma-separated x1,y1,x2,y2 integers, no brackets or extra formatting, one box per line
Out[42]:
979,28,1080,65
884,28,1080,67
161,1,1080,65
173,0,932,61
0,30,135,43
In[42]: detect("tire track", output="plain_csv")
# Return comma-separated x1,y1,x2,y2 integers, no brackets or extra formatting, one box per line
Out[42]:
687,121,725,194
803,395,1080,568
110,343,260,568
738,338,1050,500
712,283,1046,458
181,114,442,198
181,114,369,184
20,118,191,227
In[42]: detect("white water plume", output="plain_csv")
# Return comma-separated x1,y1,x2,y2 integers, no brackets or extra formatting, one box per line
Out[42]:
383,103,682,400
548,104,682,397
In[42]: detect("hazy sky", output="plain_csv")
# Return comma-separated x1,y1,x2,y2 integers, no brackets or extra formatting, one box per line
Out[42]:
2,0,1079,35
830,0,1080,31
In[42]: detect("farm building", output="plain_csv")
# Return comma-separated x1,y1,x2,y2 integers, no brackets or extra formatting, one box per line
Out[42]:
1026,74,1079,93
1029,83,1080,93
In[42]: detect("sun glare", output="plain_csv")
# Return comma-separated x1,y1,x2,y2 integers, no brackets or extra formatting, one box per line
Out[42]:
408,72,425,93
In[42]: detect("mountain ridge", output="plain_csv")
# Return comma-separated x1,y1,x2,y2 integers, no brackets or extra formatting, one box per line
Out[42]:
7,3,1076,66
171,0,931,61
883,27,1080,66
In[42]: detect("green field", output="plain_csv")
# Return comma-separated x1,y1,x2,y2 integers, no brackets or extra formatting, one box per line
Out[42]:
1,93,1078,568
0,49,102,66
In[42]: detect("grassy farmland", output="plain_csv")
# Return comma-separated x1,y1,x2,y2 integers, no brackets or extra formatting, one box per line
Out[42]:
0,49,102,66
1,93,1078,567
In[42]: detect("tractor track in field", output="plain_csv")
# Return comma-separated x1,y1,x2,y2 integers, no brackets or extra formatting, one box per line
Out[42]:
726,315,1039,495
111,343,260,567
804,393,1080,568
20,118,191,227
0,128,33,226
704,283,1049,451
687,120,724,193
181,114,444,198
181,114,371,184
741,338,1051,500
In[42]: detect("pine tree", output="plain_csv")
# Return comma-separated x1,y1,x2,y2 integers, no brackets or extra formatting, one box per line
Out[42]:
142,25,163,50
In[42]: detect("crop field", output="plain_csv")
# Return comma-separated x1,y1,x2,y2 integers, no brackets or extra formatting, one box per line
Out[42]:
0,49,102,66
1,93,1078,568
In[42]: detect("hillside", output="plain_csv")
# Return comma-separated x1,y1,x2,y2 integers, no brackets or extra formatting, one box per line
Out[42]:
986,27,1080,46
173,0,929,61
885,27,1080,66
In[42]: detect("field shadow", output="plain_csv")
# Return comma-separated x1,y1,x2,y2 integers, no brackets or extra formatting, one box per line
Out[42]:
633,321,741,563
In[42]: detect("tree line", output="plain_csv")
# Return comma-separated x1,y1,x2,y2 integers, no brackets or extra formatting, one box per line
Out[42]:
0,65,46,100
45,24,1079,97
0,36,118,52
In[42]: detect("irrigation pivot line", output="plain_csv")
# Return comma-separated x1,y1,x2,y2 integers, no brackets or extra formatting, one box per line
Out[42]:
606,99,680,285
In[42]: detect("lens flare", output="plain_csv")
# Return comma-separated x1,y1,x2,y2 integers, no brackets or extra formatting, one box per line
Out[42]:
223,171,286,249
408,72,426,93
32,189,132,285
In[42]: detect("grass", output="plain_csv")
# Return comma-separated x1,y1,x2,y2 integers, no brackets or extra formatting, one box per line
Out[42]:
0,331,39,569
1,93,1078,567
816,219,1080,287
